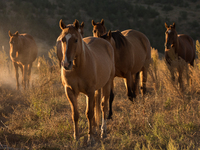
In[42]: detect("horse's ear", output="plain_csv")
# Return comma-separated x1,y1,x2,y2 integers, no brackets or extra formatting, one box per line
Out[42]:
59,19,66,30
107,30,112,39
80,22,84,28
165,22,168,29
92,20,96,26
172,22,176,29
101,19,104,25
8,30,12,37
73,19,80,30
15,31,19,36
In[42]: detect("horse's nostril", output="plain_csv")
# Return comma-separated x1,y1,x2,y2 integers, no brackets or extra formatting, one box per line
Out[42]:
69,61,72,66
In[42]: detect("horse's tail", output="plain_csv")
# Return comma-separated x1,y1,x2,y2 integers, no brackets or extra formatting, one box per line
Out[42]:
94,89,101,127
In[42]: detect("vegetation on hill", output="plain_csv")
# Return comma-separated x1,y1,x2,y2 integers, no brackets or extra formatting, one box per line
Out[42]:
0,0,199,55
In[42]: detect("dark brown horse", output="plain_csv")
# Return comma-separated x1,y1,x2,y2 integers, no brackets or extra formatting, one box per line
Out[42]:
8,31,38,90
59,19,115,144
164,22,195,89
92,20,151,119
56,21,84,67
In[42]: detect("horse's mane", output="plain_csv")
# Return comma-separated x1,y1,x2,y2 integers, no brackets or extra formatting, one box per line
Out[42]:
111,30,127,49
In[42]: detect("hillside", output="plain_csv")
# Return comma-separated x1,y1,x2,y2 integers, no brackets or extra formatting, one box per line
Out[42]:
0,0,200,56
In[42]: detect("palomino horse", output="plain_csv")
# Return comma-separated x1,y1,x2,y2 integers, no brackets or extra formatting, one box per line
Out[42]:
164,22,195,89
56,21,84,67
59,19,115,144
8,31,38,90
92,20,151,119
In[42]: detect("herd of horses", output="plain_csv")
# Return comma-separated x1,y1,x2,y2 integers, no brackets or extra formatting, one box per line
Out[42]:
8,19,195,145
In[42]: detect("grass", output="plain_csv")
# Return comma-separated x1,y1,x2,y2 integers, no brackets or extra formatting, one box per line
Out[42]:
0,44,200,149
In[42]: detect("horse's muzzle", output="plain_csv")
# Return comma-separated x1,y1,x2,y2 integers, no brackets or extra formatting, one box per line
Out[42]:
62,60,73,70
165,43,171,49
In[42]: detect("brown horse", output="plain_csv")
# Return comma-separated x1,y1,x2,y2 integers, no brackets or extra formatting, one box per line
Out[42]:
92,19,106,37
92,20,151,119
8,31,38,90
164,22,195,89
59,19,115,144
56,21,84,67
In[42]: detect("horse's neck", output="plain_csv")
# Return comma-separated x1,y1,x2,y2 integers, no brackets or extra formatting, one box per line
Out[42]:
18,36,25,53
173,34,180,54
74,41,86,68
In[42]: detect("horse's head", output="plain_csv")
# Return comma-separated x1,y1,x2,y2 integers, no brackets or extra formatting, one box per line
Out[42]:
59,19,83,70
92,19,106,37
8,31,21,59
164,22,177,49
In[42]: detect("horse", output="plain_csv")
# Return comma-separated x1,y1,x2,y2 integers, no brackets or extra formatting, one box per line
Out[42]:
164,22,195,90
92,19,106,37
92,19,151,119
56,21,84,67
8,31,38,90
58,19,115,144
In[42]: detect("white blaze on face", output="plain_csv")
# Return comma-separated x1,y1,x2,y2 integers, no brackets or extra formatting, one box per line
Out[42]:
78,28,81,34
168,30,171,34
62,34,72,63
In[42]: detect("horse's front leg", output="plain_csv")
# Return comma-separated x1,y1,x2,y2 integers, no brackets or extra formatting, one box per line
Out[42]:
22,64,28,90
86,89,95,145
124,72,134,101
107,80,114,119
65,86,79,140
13,62,19,90
178,67,184,91
101,80,112,138
133,72,140,97
27,63,32,88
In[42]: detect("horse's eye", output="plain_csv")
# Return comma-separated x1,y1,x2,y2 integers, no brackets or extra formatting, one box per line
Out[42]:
75,39,78,43
93,30,96,33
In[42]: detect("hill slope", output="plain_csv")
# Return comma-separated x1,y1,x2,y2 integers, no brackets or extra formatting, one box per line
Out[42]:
0,0,199,56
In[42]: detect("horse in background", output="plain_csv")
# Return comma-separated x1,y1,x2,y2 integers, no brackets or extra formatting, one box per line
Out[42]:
59,19,115,144
164,22,195,90
56,21,84,67
8,31,38,90
92,19,151,119
92,19,106,37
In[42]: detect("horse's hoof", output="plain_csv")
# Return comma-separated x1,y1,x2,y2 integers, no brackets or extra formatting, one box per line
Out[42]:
87,136,95,147
107,114,112,120
128,96,134,102
101,132,107,139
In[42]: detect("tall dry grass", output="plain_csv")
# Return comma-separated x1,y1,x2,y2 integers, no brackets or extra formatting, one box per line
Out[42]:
0,43,200,149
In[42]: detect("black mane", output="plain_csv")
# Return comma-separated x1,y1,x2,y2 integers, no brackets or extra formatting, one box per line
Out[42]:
111,30,127,49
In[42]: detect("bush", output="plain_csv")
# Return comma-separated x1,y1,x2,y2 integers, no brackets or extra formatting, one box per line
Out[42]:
178,11,188,21
162,5,174,12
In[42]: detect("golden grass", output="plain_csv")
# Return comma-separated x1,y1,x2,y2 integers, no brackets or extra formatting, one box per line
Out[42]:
0,45,200,149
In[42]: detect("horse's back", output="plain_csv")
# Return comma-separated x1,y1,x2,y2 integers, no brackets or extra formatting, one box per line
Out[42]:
178,34,195,64
121,29,151,72
83,36,115,89
122,29,151,58
83,36,114,60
